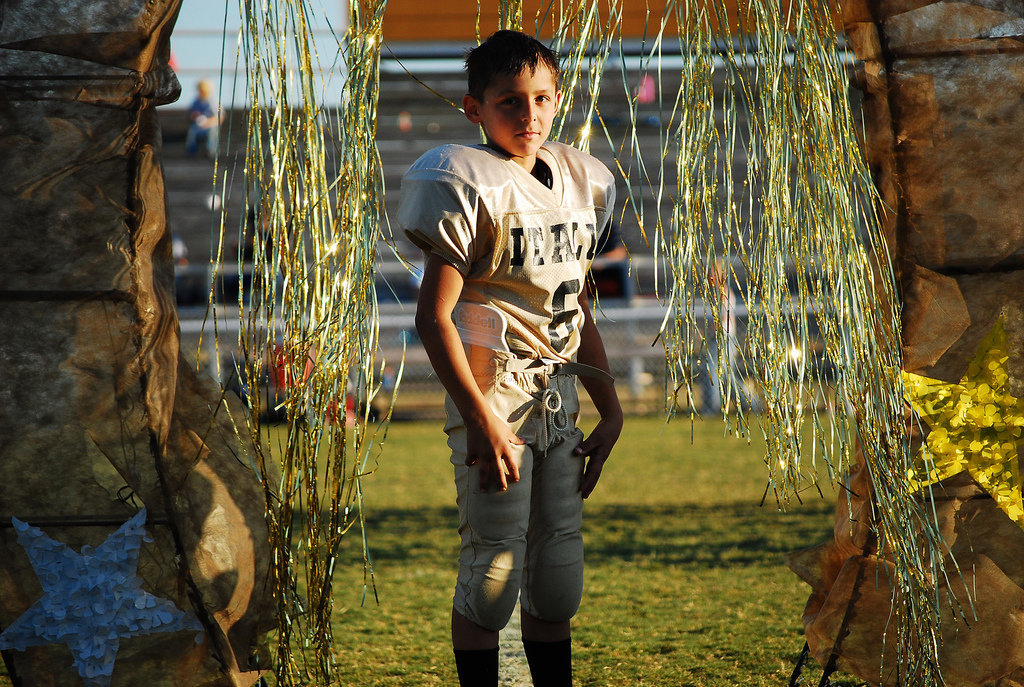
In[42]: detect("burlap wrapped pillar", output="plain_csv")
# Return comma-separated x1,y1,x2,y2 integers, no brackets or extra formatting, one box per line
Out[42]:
0,2,272,685
789,1,1024,684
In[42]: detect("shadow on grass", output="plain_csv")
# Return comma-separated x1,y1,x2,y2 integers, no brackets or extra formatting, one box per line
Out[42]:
584,501,835,567
360,500,836,569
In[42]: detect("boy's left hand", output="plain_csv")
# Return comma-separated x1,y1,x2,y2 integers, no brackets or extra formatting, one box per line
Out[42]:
574,415,622,499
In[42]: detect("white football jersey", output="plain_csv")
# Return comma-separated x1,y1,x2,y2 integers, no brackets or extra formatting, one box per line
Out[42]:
399,142,616,362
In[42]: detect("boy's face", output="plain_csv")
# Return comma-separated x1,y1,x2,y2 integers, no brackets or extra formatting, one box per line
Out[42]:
463,66,562,172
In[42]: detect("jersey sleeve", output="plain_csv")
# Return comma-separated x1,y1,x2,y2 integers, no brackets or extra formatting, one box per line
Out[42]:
596,171,616,242
397,168,492,275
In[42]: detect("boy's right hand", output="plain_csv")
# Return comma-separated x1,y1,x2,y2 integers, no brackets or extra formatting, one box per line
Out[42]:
465,415,524,492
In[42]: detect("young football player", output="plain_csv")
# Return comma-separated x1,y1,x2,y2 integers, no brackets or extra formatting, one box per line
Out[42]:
397,29,623,687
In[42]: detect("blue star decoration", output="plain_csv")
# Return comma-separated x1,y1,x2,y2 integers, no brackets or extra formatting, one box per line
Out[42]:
0,508,203,687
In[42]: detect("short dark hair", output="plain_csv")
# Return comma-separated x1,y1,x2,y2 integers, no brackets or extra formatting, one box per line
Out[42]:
465,30,560,101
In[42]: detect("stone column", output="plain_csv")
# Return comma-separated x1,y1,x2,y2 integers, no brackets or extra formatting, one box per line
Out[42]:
0,2,272,685
789,1,1024,684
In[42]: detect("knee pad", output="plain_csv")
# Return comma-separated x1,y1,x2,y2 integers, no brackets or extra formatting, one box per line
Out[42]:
459,590,520,633
456,548,524,632
521,576,583,623
521,534,584,623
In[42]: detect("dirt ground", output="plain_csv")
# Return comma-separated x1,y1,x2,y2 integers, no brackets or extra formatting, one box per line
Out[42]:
498,605,533,686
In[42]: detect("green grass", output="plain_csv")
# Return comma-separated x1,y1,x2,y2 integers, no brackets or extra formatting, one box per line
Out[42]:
314,415,858,686
2,416,862,686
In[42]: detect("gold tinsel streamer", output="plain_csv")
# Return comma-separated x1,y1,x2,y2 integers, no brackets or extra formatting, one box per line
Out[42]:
546,0,620,152
220,0,952,683
232,0,389,683
606,2,948,683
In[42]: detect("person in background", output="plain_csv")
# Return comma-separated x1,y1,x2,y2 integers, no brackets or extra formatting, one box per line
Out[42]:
171,233,201,306
185,79,221,157
587,219,631,301
172,233,189,267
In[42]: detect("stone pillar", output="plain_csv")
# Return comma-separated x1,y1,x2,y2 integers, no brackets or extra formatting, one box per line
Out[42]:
789,1,1024,684
0,2,272,685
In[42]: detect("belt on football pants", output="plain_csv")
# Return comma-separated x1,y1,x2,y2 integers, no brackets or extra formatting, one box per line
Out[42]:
497,356,615,449
495,356,614,384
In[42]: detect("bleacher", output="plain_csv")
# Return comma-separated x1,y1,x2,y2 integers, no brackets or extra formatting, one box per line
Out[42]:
157,57,696,416
159,63,674,282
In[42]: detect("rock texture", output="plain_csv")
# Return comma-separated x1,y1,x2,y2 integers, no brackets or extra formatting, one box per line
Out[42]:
0,1,272,685
792,0,1024,684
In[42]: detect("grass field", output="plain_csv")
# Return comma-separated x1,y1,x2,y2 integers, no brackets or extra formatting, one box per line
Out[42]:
1,415,864,686
311,415,860,686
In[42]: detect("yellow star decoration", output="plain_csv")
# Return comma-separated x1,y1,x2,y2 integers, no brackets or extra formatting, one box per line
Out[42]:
902,319,1024,526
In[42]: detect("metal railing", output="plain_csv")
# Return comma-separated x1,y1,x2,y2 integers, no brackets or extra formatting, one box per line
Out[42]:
179,297,673,398
174,260,832,419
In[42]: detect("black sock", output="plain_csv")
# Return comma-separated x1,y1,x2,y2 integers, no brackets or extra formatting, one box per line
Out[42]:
453,647,499,686
522,637,572,687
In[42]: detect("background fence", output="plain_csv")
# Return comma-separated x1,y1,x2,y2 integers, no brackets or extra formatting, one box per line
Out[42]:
176,261,687,420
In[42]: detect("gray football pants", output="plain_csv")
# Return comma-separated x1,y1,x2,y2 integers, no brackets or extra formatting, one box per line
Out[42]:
444,346,586,632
